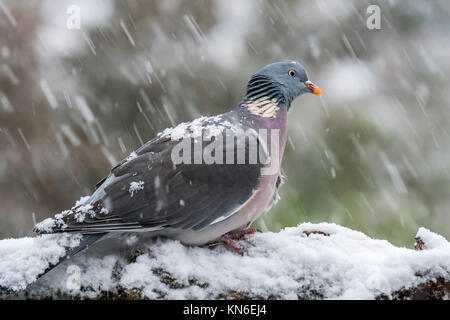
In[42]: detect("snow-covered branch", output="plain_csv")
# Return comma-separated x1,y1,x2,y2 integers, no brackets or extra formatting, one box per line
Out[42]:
1,223,449,299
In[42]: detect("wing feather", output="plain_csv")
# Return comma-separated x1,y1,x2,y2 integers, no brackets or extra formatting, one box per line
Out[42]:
47,113,267,234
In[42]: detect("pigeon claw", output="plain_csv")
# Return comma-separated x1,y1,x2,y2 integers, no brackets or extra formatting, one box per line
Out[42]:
226,228,259,240
218,228,259,255
219,234,244,256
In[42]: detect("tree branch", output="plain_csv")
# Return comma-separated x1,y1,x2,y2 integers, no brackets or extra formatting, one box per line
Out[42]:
1,223,449,299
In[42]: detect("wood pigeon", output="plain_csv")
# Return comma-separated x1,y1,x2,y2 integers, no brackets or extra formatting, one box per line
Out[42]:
34,61,321,275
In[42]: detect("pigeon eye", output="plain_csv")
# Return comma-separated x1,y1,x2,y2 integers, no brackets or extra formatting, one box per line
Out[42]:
288,69,296,77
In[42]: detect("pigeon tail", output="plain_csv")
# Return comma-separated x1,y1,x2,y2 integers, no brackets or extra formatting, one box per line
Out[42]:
34,233,107,282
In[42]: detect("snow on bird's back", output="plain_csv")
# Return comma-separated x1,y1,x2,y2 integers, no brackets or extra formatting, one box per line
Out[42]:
158,115,236,141
129,181,144,197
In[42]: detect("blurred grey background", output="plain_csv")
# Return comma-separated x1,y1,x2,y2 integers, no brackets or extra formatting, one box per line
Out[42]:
1,0,449,247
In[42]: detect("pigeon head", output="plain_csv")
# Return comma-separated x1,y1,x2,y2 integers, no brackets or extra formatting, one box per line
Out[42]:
241,61,321,112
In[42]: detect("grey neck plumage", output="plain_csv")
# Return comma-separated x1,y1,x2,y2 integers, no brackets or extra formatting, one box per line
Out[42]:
239,75,289,111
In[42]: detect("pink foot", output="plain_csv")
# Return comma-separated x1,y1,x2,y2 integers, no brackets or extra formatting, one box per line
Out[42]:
218,228,259,255
227,228,259,240
219,234,244,255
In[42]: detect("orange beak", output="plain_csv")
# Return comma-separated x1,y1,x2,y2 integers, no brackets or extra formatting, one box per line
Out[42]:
305,80,322,96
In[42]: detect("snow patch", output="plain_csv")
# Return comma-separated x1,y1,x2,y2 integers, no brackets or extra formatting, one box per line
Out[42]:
129,181,144,197
2,223,449,299
74,204,96,223
416,227,450,250
0,233,82,291
75,196,90,207
126,151,138,162
34,195,93,233
158,115,237,141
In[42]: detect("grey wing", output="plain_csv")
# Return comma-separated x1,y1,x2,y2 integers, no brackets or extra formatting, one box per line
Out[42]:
51,129,265,234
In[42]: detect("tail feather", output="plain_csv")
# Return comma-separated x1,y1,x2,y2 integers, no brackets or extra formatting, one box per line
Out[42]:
37,233,107,281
